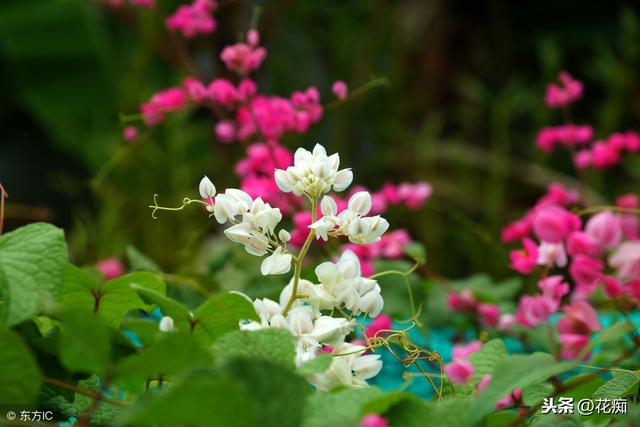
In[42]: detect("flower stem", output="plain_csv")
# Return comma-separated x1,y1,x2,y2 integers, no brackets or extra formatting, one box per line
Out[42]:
282,198,317,316
0,183,6,235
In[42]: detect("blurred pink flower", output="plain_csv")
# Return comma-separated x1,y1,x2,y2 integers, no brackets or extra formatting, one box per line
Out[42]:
332,80,348,101
122,125,138,142
444,358,474,384
166,0,217,38
365,314,393,339
96,258,124,280
361,414,388,427
544,71,583,109
509,238,538,274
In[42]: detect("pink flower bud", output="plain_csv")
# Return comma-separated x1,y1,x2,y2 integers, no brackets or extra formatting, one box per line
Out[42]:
444,359,474,384
332,80,348,101
122,125,138,142
361,414,388,427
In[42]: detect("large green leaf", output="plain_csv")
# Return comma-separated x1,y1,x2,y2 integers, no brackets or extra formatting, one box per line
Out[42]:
0,222,67,325
58,309,111,373
131,286,193,332
59,270,166,327
227,358,309,427
212,328,296,369
593,371,640,400
114,332,213,392
302,387,383,427
0,327,41,403
119,370,256,427
471,353,574,423
468,338,507,381
192,293,259,344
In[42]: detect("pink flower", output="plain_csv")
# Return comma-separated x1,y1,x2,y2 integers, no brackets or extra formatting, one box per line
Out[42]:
544,71,583,109
166,0,217,38
140,87,187,126
574,150,593,170
501,216,532,243
208,79,238,107
591,141,620,169
569,255,604,291
538,183,580,207
122,125,138,142
478,304,500,327
332,80,348,101
96,258,124,280
397,182,432,209
557,300,601,359
444,358,474,384
609,242,640,281
380,183,401,204
365,314,393,339
361,414,388,427
496,389,522,410
498,313,515,331
220,30,267,75
600,275,624,299
379,229,411,258
585,211,622,249
532,205,579,243
515,295,557,328
566,232,597,257
215,120,236,143
536,242,567,268
447,289,477,312
452,340,482,359
538,275,569,303
509,238,539,274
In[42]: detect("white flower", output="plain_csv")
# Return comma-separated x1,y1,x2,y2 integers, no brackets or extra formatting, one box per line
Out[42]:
213,189,253,224
278,229,291,243
347,191,372,216
287,306,315,337
307,342,381,391
159,316,174,332
309,216,337,241
199,175,216,199
320,195,338,216
358,290,384,317
305,316,353,345
351,354,383,380
274,143,353,198
347,216,389,244
224,222,270,256
244,197,282,233
537,242,567,268
261,246,293,275
253,298,282,323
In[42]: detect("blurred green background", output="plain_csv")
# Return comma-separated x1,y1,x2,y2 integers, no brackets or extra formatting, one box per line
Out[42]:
1,0,640,284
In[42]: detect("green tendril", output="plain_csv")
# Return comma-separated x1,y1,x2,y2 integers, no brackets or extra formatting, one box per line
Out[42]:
148,194,210,219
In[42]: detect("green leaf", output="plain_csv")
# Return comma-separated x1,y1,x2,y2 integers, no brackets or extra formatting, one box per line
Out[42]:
227,358,309,427
126,246,161,273
192,293,259,344
422,398,473,426
212,328,296,369
579,320,637,359
361,392,430,427
302,387,383,427
46,375,122,426
522,383,554,406
468,339,507,381
59,270,166,327
531,415,584,426
297,354,332,376
0,222,67,325
593,371,640,400
59,309,111,373
131,287,193,331
0,327,41,403
120,370,256,427
114,332,213,391
471,353,574,423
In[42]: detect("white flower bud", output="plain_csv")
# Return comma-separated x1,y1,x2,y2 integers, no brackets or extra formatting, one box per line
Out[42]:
278,229,291,243
348,191,372,216
199,175,216,199
358,291,384,317
159,316,174,332
333,169,353,192
352,354,383,380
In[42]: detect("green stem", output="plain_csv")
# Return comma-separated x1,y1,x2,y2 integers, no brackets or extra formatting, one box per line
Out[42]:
324,76,390,111
282,198,317,316
368,259,420,280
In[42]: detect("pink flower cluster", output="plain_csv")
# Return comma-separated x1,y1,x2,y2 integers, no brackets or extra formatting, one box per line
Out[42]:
444,340,481,384
515,275,569,327
535,124,593,152
544,71,583,108
140,87,188,126
165,0,217,38
447,290,504,329
364,314,393,339
220,29,267,75
557,300,601,359
574,131,640,170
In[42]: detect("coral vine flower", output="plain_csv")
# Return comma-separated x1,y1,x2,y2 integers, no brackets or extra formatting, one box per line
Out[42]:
361,414,388,427
332,80,348,101
166,0,217,38
557,300,601,359
509,238,538,274
220,30,267,75
444,358,474,384
531,205,580,244
96,258,124,280
544,71,583,109
365,314,393,339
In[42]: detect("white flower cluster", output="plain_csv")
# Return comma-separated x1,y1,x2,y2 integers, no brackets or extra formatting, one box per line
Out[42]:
309,192,389,244
199,176,292,275
196,143,390,391
239,251,383,391
275,144,353,198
